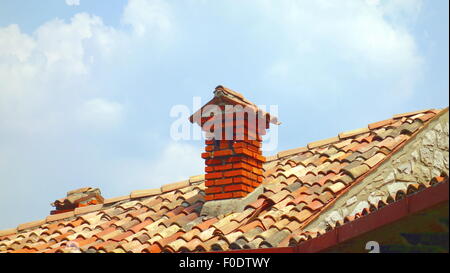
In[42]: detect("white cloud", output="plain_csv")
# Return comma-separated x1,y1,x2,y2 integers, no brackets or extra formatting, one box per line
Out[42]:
34,13,121,75
0,1,173,134
103,142,203,194
260,0,423,97
148,142,203,183
0,24,36,62
0,13,123,135
381,0,422,21
77,98,124,129
122,0,172,37
65,0,80,6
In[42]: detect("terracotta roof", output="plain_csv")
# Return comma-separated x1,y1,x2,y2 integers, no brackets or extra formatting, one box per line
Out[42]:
0,108,448,253
217,179,449,253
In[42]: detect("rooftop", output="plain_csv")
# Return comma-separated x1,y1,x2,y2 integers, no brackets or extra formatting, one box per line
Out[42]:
0,107,448,253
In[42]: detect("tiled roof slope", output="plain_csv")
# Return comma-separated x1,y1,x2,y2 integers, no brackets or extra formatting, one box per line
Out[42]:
0,108,448,253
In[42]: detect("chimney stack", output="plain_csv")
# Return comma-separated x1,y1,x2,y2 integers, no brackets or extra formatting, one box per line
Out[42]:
189,86,279,202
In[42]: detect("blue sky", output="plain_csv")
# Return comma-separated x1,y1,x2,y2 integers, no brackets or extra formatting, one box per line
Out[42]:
0,0,448,229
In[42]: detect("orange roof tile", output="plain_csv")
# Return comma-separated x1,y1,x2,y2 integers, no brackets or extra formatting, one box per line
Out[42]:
0,107,448,253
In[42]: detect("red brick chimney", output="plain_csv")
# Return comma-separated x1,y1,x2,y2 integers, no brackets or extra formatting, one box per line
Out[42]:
189,86,279,201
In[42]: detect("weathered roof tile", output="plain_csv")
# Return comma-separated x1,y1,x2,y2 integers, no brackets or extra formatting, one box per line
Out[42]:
338,127,370,139
161,180,190,193
130,188,162,199
307,136,340,149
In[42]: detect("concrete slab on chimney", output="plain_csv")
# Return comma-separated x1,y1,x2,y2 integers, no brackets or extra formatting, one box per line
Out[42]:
200,185,264,217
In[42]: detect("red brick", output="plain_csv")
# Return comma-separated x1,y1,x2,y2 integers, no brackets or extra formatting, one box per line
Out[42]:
213,149,233,157
224,169,247,178
234,148,253,157
201,152,211,159
215,192,233,199
219,141,230,149
205,145,214,152
205,166,214,172
252,167,263,175
205,195,214,201
205,186,223,194
232,191,247,198
225,156,243,163
224,184,246,192
205,180,215,187
214,164,233,171
242,157,256,167
245,144,259,153
214,178,233,186
232,142,246,149
205,139,215,145
233,177,253,186
249,140,262,148
232,162,253,172
205,172,222,180
234,141,260,152
206,159,222,165
228,170,252,179
255,154,266,162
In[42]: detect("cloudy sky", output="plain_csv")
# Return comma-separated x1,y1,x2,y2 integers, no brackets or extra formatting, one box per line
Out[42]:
0,0,448,229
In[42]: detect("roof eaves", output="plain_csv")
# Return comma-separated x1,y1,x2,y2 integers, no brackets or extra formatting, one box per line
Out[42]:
215,178,448,253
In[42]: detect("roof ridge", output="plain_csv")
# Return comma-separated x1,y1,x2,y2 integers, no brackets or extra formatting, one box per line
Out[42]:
0,174,207,237
269,108,444,161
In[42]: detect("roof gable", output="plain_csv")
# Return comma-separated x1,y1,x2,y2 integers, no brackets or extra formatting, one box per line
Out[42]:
304,109,449,233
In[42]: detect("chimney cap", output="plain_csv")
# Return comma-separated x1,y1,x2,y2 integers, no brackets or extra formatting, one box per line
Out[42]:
189,85,280,126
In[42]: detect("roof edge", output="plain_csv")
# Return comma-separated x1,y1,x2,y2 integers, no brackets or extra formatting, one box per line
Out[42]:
272,108,447,160
215,179,448,253
0,174,207,237
299,107,449,229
